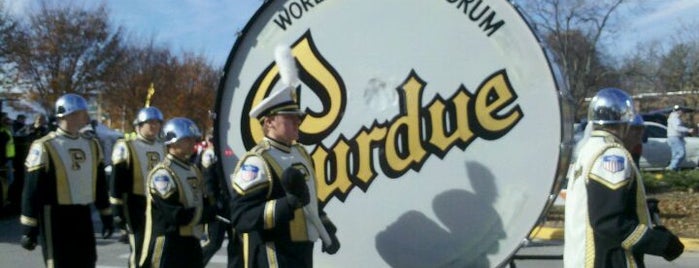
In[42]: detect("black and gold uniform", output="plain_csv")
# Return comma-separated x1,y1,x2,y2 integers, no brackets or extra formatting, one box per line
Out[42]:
201,145,243,268
110,134,165,268
564,88,684,268
230,138,338,268
20,128,112,267
139,154,210,268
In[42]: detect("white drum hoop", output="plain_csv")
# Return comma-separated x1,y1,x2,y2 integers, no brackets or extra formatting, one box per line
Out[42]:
214,0,574,267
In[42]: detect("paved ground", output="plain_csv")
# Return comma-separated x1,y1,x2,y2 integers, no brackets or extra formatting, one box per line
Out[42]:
0,212,229,268
505,239,699,268
2,213,698,267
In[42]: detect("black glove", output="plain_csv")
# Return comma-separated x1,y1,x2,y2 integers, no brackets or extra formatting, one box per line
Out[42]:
20,226,38,251
321,219,340,254
662,232,684,261
101,214,114,239
112,205,126,230
653,225,684,261
323,219,337,234
322,232,341,254
281,167,310,209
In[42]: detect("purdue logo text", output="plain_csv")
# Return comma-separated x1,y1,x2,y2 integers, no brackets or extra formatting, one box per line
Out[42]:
243,32,523,204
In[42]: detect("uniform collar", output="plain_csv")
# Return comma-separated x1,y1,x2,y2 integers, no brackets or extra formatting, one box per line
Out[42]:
137,133,158,144
56,128,80,139
590,130,624,143
264,137,292,153
167,153,191,168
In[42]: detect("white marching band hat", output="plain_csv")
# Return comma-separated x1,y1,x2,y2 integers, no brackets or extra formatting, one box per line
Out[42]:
249,45,305,120
248,86,304,119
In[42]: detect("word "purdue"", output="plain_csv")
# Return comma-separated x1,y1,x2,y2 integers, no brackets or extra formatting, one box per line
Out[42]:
312,69,523,203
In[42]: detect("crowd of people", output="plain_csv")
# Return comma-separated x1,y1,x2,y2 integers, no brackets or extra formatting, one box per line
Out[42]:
4,49,694,267
10,81,340,268
1,112,51,215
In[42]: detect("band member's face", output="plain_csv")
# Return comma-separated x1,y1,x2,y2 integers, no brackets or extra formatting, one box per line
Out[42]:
58,110,89,134
624,126,644,151
139,119,162,140
169,137,197,159
266,114,301,144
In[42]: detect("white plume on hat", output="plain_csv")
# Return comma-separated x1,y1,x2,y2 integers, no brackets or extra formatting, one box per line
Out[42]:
248,45,305,119
275,45,299,88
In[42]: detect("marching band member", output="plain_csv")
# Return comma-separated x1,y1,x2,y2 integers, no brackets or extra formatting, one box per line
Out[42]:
229,46,340,268
139,117,215,268
110,106,166,268
564,88,684,267
20,93,113,267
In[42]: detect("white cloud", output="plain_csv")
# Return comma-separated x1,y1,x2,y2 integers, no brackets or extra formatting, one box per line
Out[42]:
632,0,699,28
5,0,32,15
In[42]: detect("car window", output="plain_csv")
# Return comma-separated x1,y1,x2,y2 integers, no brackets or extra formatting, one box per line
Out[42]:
645,125,667,138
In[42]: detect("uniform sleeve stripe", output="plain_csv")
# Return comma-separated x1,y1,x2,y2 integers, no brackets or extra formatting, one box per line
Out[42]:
588,173,631,190
110,197,124,205
621,224,647,250
20,215,38,226
233,181,270,195
264,200,276,230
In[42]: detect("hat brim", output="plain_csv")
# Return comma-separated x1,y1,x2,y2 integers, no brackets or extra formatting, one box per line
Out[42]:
274,110,305,116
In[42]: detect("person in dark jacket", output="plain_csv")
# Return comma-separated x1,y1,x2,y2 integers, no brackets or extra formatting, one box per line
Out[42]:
139,117,215,268
19,93,114,267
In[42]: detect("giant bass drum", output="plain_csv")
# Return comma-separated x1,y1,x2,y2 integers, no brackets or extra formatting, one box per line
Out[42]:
214,0,574,266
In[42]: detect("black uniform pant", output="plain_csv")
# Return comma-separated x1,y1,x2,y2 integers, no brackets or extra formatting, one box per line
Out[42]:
141,235,203,268
125,195,146,268
202,220,243,268
38,204,97,268
245,233,314,268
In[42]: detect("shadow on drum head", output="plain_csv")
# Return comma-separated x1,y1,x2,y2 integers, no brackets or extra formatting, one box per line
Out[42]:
375,162,504,267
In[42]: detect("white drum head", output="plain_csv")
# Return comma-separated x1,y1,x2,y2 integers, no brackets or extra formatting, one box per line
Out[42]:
215,0,573,267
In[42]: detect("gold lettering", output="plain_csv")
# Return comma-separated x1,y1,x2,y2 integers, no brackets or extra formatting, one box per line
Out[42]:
70,149,86,170
294,34,346,139
352,125,387,185
427,99,459,152
306,70,522,204
382,72,428,175
312,139,354,201
147,152,160,170
248,65,280,144
474,70,523,136
452,90,475,142
245,31,346,145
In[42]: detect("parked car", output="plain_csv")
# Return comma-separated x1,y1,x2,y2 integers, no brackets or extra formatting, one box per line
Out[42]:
572,121,699,170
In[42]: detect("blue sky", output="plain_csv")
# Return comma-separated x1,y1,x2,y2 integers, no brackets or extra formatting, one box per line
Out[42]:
6,0,699,67
7,0,263,67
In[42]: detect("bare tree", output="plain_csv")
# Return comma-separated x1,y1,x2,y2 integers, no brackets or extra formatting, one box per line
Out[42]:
4,1,219,130
99,39,173,131
98,41,218,132
163,52,218,132
0,0,19,87
659,42,699,109
518,0,629,118
5,1,125,113
616,41,665,110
